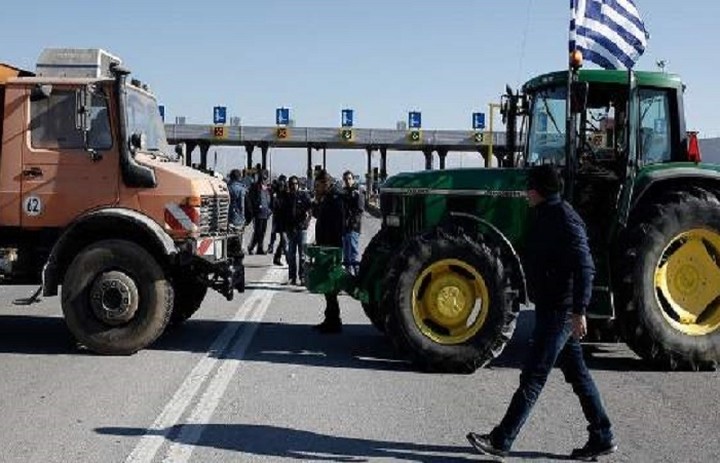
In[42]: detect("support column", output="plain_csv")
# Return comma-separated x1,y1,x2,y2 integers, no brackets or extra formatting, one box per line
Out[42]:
184,141,197,167
244,144,255,171
199,143,210,171
380,146,388,182
423,148,434,171
322,147,327,169
260,143,269,171
437,147,448,170
366,147,376,197
306,146,313,185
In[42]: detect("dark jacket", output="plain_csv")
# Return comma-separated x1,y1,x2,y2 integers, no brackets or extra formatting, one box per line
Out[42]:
342,185,364,233
249,182,272,220
280,190,312,232
523,194,595,315
227,179,248,227
313,186,345,247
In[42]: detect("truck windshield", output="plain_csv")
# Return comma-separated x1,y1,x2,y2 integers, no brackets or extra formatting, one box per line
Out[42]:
126,87,173,159
526,85,566,166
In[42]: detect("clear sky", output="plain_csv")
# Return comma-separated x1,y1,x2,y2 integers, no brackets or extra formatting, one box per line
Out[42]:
2,0,719,177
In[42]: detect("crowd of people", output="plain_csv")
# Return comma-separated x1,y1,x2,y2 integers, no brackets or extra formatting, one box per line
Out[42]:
226,167,364,332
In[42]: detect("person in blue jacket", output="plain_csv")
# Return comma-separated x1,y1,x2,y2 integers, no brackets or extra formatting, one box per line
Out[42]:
467,164,616,462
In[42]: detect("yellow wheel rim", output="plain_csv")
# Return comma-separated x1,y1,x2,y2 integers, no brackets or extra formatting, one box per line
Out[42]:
411,258,490,344
654,228,720,336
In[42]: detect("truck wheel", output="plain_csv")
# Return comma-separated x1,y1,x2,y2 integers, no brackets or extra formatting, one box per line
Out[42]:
383,229,519,373
359,228,392,332
61,239,173,355
170,275,208,325
617,190,720,370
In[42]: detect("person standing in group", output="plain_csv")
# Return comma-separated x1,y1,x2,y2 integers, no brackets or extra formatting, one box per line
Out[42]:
341,170,364,276
311,170,345,333
226,168,249,250
248,169,272,255
268,175,288,265
466,165,616,461
279,175,312,285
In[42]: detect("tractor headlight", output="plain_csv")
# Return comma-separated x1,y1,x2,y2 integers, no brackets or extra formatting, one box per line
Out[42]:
385,215,401,227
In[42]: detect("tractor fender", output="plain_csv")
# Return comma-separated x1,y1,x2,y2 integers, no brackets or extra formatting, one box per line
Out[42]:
630,166,720,213
446,211,528,304
42,208,178,297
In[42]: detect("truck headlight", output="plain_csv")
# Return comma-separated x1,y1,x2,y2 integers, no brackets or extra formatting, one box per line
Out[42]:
385,215,401,227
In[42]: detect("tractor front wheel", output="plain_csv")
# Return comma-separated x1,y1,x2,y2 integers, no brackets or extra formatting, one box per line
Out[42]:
383,229,519,373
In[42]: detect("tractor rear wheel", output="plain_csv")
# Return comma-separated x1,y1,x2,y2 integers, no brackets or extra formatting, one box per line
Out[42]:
617,190,720,370
383,229,519,373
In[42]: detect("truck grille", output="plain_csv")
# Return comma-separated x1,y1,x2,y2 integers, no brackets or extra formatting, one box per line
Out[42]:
199,195,229,235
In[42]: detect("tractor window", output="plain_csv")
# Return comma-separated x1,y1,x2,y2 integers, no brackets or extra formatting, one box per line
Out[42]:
639,89,671,164
527,86,567,166
30,90,112,151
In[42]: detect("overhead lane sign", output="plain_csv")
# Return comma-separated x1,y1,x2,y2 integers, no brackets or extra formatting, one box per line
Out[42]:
473,112,485,130
276,107,290,126
408,111,422,129
213,106,227,125
341,109,354,127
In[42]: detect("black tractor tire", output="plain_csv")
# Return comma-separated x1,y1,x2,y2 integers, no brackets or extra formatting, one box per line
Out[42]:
61,239,173,355
383,228,519,373
359,228,392,333
170,274,208,325
617,189,720,370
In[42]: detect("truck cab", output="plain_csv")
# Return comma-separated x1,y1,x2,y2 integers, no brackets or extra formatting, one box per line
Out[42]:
0,49,244,354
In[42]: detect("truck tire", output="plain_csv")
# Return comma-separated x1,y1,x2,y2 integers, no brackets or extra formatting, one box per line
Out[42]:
359,228,392,332
61,239,173,355
170,275,208,325
617,190,720,370
383,228,519,373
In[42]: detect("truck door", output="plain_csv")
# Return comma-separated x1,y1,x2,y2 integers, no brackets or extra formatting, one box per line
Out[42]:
20,86,119,227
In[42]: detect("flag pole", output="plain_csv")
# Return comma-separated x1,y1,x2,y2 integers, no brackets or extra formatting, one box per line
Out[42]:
565,0,578,202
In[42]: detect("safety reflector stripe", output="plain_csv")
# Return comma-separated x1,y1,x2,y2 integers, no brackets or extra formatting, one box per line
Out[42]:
197,239,213,256
165,203,198,232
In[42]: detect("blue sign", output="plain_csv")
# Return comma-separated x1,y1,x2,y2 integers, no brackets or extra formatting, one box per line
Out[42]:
276,107,290,126
158,105,165,122
472,112,486,130
213,106,227,125
408,111,422,129
341,109,354,127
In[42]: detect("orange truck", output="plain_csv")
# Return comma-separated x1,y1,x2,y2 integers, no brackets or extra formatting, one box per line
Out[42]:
0,48,244,354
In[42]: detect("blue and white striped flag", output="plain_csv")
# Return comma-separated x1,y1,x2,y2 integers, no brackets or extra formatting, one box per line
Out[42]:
570,0,650,69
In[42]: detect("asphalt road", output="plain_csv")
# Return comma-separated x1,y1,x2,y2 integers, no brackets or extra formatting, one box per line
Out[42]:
0,216,718,463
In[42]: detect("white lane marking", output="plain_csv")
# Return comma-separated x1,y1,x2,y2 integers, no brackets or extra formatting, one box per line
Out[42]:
162,268,285,463
125,295,262,463
127,222,315,463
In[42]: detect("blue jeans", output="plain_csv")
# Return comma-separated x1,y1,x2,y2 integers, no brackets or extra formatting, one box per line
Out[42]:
286,229,307,281
342,231,360,276
490,309,613,451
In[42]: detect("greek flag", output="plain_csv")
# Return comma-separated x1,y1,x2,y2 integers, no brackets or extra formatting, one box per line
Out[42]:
570,0,650,69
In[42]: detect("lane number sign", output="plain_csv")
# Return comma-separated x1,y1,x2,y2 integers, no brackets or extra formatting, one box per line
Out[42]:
23,195,43,217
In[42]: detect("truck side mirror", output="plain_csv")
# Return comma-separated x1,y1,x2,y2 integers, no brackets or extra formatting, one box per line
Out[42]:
129,132,146,152
570,81,589,114
75,85,102,161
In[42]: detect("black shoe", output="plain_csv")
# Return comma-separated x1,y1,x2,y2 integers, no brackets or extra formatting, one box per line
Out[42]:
273,257,283,266
466,433,508,459
570,440,618,461
289,278,297,286
312,319,342,334
267,245,273,254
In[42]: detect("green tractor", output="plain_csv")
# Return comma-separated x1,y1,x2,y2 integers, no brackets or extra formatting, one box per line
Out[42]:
306,67,720,373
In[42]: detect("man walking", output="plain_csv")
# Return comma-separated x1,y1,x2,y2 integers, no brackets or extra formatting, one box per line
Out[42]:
466,165,616,461
311,170,345,333
268,175,288,265
341,170,364,276
280,175,312,285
